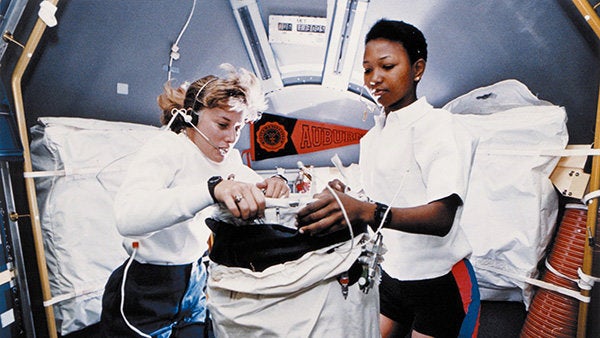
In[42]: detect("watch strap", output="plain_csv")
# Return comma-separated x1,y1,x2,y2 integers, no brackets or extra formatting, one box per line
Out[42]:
208,176,223,203
373,202,392,231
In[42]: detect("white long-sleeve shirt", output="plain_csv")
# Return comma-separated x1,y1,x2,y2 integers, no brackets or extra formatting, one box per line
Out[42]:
114,131,262,265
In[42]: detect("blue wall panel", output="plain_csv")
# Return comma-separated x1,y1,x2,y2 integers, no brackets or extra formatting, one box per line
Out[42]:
5,0,598,151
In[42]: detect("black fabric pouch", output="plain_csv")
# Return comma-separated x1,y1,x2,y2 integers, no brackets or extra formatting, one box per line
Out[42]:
206,218,367,272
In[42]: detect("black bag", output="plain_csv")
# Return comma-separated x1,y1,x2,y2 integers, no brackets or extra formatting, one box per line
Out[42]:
206,218,367,272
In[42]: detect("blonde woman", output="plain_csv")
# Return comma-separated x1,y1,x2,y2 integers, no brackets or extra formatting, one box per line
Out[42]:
99,64,288,338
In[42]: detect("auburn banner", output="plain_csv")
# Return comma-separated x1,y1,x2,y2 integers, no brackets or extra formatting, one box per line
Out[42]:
249,113,368,161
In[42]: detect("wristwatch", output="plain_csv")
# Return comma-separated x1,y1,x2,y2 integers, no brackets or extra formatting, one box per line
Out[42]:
207,176,223,203
373,202,392,231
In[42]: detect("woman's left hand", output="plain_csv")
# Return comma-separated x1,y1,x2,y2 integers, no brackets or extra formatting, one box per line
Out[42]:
257,176,290,198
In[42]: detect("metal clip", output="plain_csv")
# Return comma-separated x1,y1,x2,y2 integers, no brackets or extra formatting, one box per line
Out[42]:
8,212,29,222
2,32,24,49
358,232,384,293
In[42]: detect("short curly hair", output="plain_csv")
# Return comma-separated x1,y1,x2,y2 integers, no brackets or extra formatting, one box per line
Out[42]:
365,19,427,64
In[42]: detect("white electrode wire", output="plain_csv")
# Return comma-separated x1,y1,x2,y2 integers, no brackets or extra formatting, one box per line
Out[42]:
373,172,408,235
95,151,137,192
361,84,378,104
165,77,216,131
173,0,196,47
165,108,185,131
373,127,416,234
167,0,197,81
120,247,152,338
361,84,384,113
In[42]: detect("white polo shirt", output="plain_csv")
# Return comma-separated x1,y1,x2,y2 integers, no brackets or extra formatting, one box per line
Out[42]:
360,97,474,280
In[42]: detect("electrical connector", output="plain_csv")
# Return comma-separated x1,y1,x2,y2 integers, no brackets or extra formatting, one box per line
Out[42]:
170,44,180,60
338,271,349,299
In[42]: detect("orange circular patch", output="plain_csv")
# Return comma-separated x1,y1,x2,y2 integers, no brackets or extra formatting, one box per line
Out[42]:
256,122,288,152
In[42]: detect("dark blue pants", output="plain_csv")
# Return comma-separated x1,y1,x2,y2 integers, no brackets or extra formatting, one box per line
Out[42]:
99,258,208,338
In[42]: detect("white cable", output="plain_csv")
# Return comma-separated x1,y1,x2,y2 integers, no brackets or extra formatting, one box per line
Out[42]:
297,162,355,251
301,161,407,248
188,122,228,156
165,108,228,156
324,183,355,250
167,0,197,81
374,170,409,235
165,108,184,131
120,245,152,338
166,77,216,130
373,127,415,235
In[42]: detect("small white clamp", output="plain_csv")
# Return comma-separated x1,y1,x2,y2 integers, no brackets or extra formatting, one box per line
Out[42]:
39,1,58,27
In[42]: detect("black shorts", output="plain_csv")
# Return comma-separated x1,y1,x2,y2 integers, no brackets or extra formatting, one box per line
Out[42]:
379,260,479,338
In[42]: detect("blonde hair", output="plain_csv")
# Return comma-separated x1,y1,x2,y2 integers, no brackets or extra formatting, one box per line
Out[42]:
158,63,268,133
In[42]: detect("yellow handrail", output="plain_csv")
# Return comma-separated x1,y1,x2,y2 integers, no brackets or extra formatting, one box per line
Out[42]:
571,1,600,337
572,0,600,38
578,85,600,338
11,1,59,337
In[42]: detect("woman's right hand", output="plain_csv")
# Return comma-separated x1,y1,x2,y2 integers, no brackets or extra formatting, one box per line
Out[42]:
296,187,367,236
213,180,266,220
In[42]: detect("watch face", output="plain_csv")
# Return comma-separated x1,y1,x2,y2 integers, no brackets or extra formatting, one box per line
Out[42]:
209,176,223,185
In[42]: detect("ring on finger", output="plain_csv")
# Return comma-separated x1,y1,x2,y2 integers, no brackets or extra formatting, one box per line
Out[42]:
234,194,243,203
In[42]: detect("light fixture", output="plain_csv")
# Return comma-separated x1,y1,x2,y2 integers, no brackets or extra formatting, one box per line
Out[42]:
322,0,370,91
230,0,283,94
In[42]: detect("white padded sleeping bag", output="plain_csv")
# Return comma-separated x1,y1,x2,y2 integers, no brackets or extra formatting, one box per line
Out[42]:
443,79,568,308
30,117,162,335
